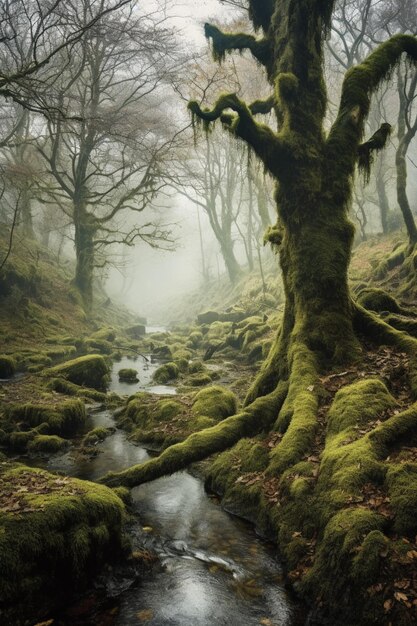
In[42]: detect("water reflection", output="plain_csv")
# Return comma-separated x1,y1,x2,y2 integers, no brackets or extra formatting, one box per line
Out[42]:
110,356,176,396
25,353,296,625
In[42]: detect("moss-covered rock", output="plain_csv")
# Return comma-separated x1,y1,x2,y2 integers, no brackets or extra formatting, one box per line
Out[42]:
125,324,146,339
27,434,69,454
187,372,213,386
4,399,86,437
46,377,107,402
83,427,114,447
187,331,203,348
45,354,110,390
192,385,238,420
0,464,125,623
197,311,220,325
0,355,16,378
152,362,179,384
118,368,139,383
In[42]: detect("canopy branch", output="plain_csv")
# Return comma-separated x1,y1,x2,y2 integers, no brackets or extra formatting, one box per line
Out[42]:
249,95,275,115
326,34,417,181
204,23,271,69
188,94,285,175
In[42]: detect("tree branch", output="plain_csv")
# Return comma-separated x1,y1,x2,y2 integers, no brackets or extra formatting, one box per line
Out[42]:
204,23,271,70
188,94,284,175
326,34,417,182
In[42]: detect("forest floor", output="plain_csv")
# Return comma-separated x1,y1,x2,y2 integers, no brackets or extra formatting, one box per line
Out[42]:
1,231,417,625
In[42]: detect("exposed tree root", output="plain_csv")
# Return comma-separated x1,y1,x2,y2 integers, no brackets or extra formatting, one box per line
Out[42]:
99,301,417,623
100,380,288,488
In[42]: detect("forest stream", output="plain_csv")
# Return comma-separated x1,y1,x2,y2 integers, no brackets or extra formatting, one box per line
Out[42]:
15,349,303,626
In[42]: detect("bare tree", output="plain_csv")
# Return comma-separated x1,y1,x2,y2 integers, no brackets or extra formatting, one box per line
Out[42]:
34,0,183,310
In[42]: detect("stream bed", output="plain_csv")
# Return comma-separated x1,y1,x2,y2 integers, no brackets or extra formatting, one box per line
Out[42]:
23,353,303,625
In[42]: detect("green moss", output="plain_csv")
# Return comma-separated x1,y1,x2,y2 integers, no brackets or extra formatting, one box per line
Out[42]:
187,331,203,348
28,435,68,454
5,399,86,437
327,379,397,438
101,382,288,489
8,430,36,451
192,385,238,420
125,324,146,339
302,508,385,599
152,362,179,384
46,345,77,359
154,399,182,421
174,357,189,372
47,377,107,402
357,287,401,313
45,354,110,390
83,427,114,447
269,342,319,474
188,360,205,373
0,464,125,622
351,530,389,586
386,463,417,535
187,373,213,386
0,355,16,378
118,368,139,382
84,338,113,354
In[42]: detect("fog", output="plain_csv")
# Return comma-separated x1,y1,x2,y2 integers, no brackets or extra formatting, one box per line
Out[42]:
105,0,244,323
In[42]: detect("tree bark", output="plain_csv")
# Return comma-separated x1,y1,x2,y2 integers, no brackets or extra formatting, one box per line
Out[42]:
74,206,96,312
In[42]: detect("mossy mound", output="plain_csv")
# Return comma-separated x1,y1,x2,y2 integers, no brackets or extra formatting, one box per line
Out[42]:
0,464,125,623
0,355,16,378
118,368,139,383
125,324,146,339
192,385,238,421
357,288,401,313
27,434,69,454
152,362,179,384
45,354,110,390
83,427,114,447
46,377,108,402
186,372,213,386
4,399,86,438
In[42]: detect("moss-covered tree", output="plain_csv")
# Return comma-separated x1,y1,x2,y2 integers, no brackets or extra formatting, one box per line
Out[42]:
102,3,417,622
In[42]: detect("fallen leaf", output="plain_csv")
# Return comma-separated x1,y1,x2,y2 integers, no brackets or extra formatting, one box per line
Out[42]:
394,592,409,603
137,608,154,622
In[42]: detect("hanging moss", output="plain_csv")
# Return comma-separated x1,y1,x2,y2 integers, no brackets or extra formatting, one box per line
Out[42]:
204,23,271,68
358,123,392,183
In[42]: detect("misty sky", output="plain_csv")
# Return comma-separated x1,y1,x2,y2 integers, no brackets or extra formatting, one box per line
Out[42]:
106,0,239,323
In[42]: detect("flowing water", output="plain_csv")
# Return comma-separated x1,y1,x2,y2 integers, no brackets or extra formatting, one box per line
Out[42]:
21,346,302,625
